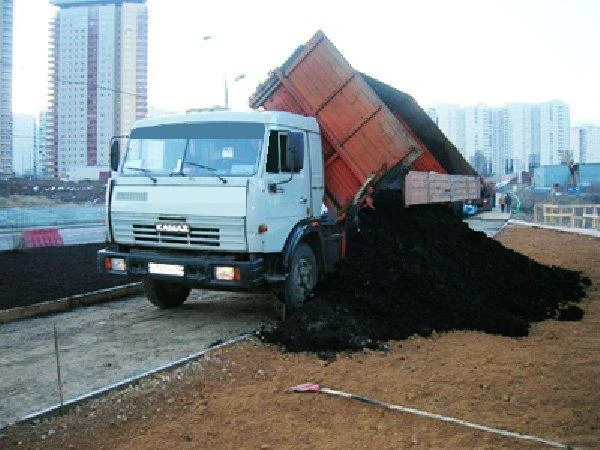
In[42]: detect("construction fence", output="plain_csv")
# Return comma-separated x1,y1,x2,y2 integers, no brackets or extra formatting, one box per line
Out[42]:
534,204,600,230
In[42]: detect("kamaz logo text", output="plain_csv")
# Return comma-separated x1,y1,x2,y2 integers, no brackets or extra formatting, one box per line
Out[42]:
155,223,190,234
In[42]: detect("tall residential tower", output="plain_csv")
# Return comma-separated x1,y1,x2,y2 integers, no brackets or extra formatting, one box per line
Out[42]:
429,101,570,177
0,0,13,176
48,0,147,178
572,125,600,163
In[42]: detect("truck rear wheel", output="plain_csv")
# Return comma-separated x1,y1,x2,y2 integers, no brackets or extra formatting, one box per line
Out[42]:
284,243,318,313
143,279,190,309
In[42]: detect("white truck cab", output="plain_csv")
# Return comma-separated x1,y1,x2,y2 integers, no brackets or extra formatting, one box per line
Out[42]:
99,110,334,311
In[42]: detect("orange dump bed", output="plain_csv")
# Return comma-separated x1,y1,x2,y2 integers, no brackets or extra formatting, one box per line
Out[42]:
250,31,476,217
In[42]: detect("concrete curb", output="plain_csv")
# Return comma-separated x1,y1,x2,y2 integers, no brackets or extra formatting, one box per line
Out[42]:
492,219,512,239
5,334,250,429
0,282,143,324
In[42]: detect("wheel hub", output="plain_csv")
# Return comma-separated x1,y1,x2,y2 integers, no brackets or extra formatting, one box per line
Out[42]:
295,258,314,290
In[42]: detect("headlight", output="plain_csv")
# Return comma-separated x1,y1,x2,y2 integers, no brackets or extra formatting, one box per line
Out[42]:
214,266,240,281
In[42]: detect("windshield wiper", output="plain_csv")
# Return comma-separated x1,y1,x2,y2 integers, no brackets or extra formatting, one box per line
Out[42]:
123,166,157,184
183,161,228,184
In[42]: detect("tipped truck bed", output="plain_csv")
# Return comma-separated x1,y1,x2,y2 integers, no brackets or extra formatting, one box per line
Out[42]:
251,30,477,218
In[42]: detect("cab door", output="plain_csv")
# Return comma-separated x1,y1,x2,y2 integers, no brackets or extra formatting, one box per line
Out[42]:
262,129,311,252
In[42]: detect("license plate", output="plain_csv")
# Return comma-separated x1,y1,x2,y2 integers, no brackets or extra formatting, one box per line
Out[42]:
148,263,184,277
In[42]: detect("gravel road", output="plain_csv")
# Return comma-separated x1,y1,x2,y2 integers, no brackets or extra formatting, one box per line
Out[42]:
0,290,277,426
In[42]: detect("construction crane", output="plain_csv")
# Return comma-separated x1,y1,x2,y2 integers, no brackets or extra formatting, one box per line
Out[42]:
558,149,579,188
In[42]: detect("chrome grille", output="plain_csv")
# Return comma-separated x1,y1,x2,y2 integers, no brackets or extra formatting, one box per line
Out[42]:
111,212,246,251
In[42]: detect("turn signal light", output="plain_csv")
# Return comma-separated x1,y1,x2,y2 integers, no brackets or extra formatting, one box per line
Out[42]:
105,257,126,272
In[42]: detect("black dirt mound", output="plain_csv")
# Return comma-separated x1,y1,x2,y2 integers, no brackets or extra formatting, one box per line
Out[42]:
261,192,588,352
557,305,585,321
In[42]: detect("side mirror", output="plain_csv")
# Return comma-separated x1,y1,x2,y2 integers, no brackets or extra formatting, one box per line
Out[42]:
110,140,120,171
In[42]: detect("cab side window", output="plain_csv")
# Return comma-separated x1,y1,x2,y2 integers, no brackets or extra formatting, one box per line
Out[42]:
266,131,304,174
266,131,281,173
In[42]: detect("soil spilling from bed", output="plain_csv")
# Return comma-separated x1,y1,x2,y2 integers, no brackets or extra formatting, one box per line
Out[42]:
261,192,589,352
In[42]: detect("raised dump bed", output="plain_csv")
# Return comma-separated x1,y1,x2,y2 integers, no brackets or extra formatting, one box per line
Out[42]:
250,30,476,217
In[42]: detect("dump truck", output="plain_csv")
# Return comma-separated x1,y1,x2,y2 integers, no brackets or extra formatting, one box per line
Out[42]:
97,30,480,312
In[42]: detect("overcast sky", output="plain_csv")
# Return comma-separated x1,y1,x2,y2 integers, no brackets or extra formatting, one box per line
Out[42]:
11,0,600,124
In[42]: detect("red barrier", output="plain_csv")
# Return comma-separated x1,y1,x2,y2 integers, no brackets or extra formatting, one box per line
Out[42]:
22,228,64,248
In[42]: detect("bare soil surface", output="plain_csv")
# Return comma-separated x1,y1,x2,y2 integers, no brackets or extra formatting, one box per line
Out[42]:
1,226,598,449
0,244,139,310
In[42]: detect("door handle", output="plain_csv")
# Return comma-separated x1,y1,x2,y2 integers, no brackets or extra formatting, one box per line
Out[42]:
300,196,308,204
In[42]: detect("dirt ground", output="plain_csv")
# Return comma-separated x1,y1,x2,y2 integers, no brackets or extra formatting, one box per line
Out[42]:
1,226,598,449
0,244,139,310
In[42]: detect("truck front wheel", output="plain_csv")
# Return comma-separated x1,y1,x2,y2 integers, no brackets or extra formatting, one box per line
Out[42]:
284,243,318,313
143,279,190,309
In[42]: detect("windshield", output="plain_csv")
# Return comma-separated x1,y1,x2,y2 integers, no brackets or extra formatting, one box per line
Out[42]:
122,122,264,177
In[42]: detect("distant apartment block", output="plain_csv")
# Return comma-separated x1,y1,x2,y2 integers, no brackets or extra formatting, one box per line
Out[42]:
48,0,148,178
539,101,570,166
428,100,570,177
426,104,465,153
0,0,13,176
463,104,489,164
505,103,540,174
36,111,52,178
572,125,600,163
12,114,36,176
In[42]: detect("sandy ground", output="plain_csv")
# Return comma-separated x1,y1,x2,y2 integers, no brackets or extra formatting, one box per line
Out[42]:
1,225,599,449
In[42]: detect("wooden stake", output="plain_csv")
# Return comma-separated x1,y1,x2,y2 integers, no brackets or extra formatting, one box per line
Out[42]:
54,323,64,414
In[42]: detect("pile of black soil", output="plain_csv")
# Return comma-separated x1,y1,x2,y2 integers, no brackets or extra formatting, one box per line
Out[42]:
0,244,139,310
261,192,589,352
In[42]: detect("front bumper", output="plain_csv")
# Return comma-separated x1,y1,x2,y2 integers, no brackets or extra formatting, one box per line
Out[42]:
97,248,265,289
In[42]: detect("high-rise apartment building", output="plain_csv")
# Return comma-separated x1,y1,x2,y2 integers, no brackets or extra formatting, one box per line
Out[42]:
48,0,147,178
464,105,501,175
573,125,600,163
505,103,540,173
12,114,36,176
463,104,486,163
426,104,465,155
0,0,13,177
36,111,52,177
489,108,508,175
539,100,570,166
429,100,571,177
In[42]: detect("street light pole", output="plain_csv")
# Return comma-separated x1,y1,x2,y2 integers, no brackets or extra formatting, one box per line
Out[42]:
202,36,245,109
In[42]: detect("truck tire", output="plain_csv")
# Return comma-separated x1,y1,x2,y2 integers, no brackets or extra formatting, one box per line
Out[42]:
284,243,318,313
143,279,190,309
